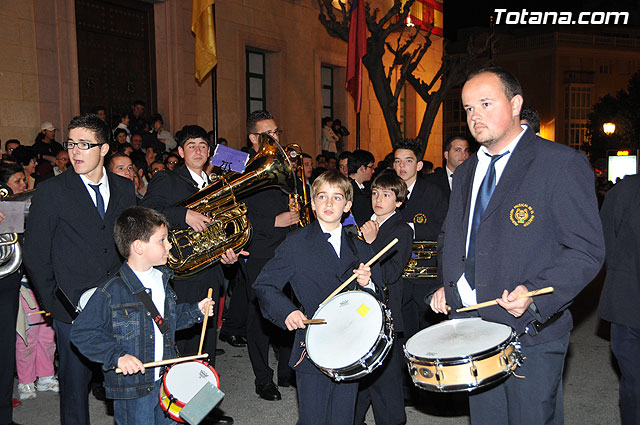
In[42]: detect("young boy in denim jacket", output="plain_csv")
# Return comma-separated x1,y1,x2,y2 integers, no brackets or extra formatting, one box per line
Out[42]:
71,206,214,424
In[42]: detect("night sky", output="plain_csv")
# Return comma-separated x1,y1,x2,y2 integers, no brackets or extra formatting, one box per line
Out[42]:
443,0,640,40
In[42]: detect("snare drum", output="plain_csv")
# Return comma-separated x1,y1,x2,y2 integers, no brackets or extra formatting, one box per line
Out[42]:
159,360,220,422
404,318,522,392
305,291,393,382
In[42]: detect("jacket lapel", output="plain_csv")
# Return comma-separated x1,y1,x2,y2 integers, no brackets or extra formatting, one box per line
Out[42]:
460,156,478,236
482,130,535,221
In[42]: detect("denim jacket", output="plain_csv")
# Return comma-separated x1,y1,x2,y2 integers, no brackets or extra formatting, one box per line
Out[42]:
70,262,204,399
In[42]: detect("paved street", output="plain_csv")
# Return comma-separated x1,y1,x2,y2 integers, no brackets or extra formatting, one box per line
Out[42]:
13,273,621,424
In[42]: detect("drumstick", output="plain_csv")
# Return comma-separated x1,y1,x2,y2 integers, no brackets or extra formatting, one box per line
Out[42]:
198,288,213,356
115,353,208,374
320,238,399,306
456,286,554,312
28,310,50,316
302,319,326,325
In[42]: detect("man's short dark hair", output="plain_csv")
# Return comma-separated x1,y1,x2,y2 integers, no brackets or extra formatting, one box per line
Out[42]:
393,139,423,161
466,66,523,100
132,100,145,108
93,105,105,114
106,153,131,172
348,149,375,175
177,125,208,148
246,110,274,134
444,135,468,152
5,139,20,150
520,106,540,134
116,142,133,155
371,170,408,204
68,113,111,146
114,206,169,258
12,145,38,168
113,128,127,140
338,151,351,162
321,117,332,126
150,113,163,124
316,153,327,162
301,152,312,160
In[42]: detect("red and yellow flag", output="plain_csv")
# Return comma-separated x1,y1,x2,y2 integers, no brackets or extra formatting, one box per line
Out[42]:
192,0,217,83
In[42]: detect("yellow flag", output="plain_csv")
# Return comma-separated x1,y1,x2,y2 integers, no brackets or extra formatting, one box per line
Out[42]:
192,0,217,83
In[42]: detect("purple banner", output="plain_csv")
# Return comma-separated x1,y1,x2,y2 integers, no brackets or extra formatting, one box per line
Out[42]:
210,145,250,173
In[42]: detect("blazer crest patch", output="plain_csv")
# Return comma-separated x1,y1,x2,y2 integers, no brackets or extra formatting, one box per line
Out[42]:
413,213,427,224
510,203,534,227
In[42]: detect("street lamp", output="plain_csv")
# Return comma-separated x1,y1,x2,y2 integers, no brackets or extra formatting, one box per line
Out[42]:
603,122,616,136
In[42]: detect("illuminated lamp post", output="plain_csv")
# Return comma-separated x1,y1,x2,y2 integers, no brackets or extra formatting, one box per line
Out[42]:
603,122,616,136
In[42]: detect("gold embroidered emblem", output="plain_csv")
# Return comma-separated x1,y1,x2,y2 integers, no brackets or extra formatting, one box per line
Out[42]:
509,203,535,227
413,213,427,224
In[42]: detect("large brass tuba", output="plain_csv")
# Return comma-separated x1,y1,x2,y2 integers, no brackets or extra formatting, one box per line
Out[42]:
285,143,314,227
168,134,296,278
0,189,34,278
401,241,438,279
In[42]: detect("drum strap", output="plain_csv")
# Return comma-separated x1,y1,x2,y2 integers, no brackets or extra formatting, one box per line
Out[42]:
134,290,170,335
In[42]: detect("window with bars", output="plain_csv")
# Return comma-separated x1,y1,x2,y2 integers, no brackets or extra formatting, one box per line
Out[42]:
246,50,266,115
564,85,592,150
321,65,333,119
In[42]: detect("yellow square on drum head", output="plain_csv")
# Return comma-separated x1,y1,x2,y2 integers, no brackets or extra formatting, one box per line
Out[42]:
357,304,370,317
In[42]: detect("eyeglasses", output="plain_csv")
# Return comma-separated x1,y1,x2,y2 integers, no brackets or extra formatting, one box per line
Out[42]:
251,129,283,138
63,141,104,150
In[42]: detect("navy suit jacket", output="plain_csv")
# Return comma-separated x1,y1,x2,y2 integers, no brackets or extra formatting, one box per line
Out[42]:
253,221,384,374
371,212,413,332
399,175,448,242
140,165,201,230
439,128,605,345
599,174,640,329
350,178,374,226
24,169,136,322
427,167,451,199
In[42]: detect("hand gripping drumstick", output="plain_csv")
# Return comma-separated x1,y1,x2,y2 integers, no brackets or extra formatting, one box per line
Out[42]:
320,238,398,306
198,288,213,356
456,286,554,312
115,353,208,374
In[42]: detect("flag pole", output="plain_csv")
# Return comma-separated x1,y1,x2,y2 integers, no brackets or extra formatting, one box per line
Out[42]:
356,112,360,149
211,6,218,144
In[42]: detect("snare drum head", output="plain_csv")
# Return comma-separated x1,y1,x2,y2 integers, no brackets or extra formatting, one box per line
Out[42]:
164,360,219,406
405,318,513,360
306,291,383,369
78,288,97,311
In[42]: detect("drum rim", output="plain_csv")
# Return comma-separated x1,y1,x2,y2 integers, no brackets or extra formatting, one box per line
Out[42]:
404,332,516,364
161,359,220,408
410,369,512,393
305,291,388,374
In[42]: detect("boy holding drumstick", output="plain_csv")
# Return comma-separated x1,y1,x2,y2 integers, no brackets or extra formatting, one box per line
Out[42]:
253,170,384,425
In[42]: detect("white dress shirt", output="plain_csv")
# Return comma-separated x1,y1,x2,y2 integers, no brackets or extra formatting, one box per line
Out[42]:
456,126,526,306
133,266,165,381
79,168,110,211
187,167,209,189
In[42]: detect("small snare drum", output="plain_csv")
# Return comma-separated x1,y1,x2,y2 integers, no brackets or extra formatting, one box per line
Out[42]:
404,318,522,392
305,291,393,382
159,360,220,422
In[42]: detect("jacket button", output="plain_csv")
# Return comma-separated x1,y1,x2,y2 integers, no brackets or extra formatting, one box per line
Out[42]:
449,281,455,287
103,248,108,253
101,225,106,230
150,335,153,339
462,256,466,261
147,312,151,316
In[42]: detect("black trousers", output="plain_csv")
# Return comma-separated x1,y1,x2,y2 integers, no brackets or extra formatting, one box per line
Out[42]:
354,340,407,425
173,265,222,366
0,272,20,425
245,258,293,386
611,322,640,425
401,278,441,339
468,333,570,425
220,264,248,338
296,370,359,425
54,320,94,425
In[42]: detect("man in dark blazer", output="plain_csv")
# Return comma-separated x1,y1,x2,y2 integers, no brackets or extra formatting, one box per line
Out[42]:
392,139,448,339
253,170,384,425
24,114,137,425
237,111,299,401
428,135,471,198
599,174,640,424
140,125,236,425
348,149,375,226
430,67,604,424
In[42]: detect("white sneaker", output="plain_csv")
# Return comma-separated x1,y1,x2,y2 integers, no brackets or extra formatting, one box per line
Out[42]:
36,376,59,393
18,382,36,400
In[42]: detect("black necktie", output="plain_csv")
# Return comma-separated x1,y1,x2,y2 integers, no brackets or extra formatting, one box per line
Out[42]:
464,151,509,289
89,183,105,219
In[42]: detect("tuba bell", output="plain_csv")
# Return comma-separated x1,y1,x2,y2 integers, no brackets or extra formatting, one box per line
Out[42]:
401,241,438,279
168,133,296,278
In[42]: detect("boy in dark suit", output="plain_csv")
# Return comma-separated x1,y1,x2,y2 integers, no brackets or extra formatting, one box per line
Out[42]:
253,170,384,425
356,171,413,425
24,114,137,425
